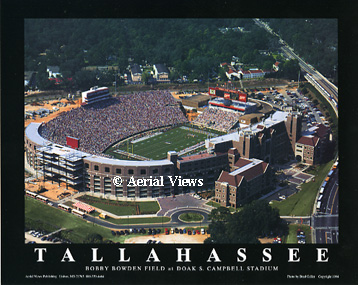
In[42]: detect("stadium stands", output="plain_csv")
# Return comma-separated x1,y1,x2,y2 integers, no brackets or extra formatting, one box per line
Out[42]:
193,108,241,132
39,91,187,154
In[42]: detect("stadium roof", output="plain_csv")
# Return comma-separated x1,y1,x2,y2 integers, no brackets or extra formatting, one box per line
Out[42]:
85,155,174,167
26,123,51,146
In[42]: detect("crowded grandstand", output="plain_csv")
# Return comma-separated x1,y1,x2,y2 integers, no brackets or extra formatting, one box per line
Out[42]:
193,108,241,132
39,90,188,154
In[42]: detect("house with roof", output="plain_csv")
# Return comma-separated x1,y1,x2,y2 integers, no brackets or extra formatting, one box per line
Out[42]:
226,68,240,80
47,66,61,78
130,64,142,83
215,156,273,208
153,64,170,83
25,71,36,87
273,61,280,72
249,69,265,78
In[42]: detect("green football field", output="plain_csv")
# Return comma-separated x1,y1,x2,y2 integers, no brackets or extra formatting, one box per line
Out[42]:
107,126,210,160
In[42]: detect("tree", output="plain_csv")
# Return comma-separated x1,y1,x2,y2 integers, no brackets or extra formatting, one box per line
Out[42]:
83,233,103,243
141,71,151,85
205,200,288,244
208,206,231,222
218,67,228,82
74,70,97,90
281,59,300,80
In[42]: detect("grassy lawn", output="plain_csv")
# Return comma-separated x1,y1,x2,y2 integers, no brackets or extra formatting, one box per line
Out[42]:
179,212,204,222
100,215,170,225
206,201,239,213
25,197,122,243
284,224,312,244
77,195,160,216
106,126,209,160
26,197,170,243
271,160,335,216
206,201,221,208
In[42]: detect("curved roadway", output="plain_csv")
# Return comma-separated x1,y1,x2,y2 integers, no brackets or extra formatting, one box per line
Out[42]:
68,204,211,230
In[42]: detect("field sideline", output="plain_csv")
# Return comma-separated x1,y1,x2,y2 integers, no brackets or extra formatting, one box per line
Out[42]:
106,125,212,160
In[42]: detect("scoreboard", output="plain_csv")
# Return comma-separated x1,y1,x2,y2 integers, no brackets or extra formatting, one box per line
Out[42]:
209,87,247,102
66,136,79,149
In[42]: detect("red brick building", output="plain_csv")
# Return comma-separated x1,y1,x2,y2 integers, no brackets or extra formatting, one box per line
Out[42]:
215,156,273,208
295,123,331,165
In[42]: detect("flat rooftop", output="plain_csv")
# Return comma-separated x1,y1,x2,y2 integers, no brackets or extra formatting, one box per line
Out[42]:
179,152,214,161
180,94,211,103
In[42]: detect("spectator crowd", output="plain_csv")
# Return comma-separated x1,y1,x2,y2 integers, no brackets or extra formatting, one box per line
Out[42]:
40,91,188,154
193,107,241,132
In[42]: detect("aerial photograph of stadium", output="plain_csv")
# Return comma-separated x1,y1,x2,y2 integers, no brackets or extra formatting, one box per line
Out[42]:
24,18,338,245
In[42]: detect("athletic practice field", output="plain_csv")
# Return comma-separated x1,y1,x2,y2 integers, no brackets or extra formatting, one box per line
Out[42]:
106,125,214,160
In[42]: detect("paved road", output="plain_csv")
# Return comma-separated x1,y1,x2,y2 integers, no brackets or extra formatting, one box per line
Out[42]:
313,168,339,244
313,215,339,244
83,208,211,230
318,170,339,215
253,18,338,104
49,195,212,230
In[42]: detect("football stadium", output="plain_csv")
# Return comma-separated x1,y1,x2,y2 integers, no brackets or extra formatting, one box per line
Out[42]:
25,86,269,199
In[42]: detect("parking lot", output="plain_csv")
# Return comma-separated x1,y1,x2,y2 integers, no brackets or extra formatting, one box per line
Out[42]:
157,194,208,216
25,230,65,244
125,232,209,244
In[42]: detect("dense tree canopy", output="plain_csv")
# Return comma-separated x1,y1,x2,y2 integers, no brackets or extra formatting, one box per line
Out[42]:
25,19,337,89
205,201,288,244
25,19,271,79
266,18,338,81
